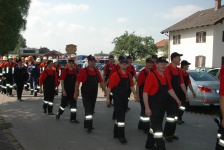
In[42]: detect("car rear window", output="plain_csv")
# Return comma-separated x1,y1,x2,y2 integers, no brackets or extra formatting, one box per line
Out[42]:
188,72,217,81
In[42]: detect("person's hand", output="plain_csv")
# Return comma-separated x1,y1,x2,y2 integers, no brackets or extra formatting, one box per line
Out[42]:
193,93,196,98
104,91,107,97
176,99,182,106
106,99,110,106
63,90,67,96
135,94,140,102
145,108,152,117
39,89,42,94
74,91,79,100
186,95,189,102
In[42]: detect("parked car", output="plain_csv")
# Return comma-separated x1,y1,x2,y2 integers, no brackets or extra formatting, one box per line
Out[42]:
195,67,212,72
207,68,220,79
97,59,109,64
187,70,220,107
57,59,68,69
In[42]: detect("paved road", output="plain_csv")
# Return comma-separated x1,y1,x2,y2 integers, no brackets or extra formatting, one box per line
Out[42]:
0,89,219,150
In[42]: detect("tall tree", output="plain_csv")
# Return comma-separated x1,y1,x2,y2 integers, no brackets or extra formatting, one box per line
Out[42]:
14,34,27,54
0,0,31,55
111,31,157,60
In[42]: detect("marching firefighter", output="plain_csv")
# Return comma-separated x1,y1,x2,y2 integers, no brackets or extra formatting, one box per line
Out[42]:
0,58,3,94
106,57,137,144
4,55,17,96
52,59,62,96
1,56,8,94
24,57,30,91
126,56,138,111
103,55,116,107
136,58,153,132
56,59,79,123
178,60,196,125
39,60,59,115
216,65,224,150
14,59,28,101
39,56,47,72
27,56,40,97
143,57,181,150
163,52,188,142
74,55,106,133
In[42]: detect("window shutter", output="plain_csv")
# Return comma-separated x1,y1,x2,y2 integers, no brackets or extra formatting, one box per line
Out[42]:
203,32,206,42
196,32,199,43
173,35,175,44
222,31,224,42
195,56,199,67
202,56,206,67
178,35,181,44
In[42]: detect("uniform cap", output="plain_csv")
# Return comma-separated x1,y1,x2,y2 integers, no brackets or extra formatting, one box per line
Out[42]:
36,58,41,62
48,57,53,60
25,57,29,61
3,56,7,60
68,59,74,63
120,57,128,64
126,56,132,60
181,60,191,66
43,56,47,60
152,55,158,59
28,55,33,60
171,52,183,60
71,54,76,57
118,56,125,61
146,58,153,63
156,57,168,63
8,55,13,59
53,59,58,63
87,55,96,61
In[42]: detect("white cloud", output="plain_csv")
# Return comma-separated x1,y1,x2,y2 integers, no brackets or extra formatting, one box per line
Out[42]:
117,17,129,23
155,5,203,19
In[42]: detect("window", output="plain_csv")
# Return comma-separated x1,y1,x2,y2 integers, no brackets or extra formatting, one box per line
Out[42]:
196,31,206,43
195,55,206,67
173,35,181,45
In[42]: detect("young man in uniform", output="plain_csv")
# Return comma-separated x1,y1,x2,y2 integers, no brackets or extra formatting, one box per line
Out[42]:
106,57,138,144
39,60,58,115
65,54,78,70
4,55,17,97
178,60,196,125
0,56,7,94
216,65,224,150
126,56,138,111
27,56,40,97
39,56,47,72
14,59,28,101
74,55,106,133
163,52,188,142
56,59,79,123
143,57,181,150
52,59,62,96
136,58,153,132
24,57,30,91
103,55,116,107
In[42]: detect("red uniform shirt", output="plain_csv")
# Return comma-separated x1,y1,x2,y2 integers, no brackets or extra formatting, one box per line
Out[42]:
104,63,116,76
220,66,224,96
39,69,59,86
108,69,134,89
39,62,47,70
60,68,77,80
137,67,150,86
109,64,120,78
164,64,184,85
77,66,103,83
180,69,191,85
126,64,136,76
152,63,156,71
4,62,17,68
143,70,172,96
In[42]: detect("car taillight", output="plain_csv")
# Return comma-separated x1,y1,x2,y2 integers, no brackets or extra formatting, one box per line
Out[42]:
197,85,212,93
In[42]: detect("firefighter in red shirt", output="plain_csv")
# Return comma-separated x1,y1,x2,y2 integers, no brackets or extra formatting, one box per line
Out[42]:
126,56,137,111
103,55,116,107
39,56,47,72
74,55,106,133
106,57,138,144
52,59,62,96
143,57,181,150
1,56,7,94
39,60,59,115
178,60,196,125
216,65,224,150
136,58,153,132
4,55,17,96
56,59,79,123
163,52,188,142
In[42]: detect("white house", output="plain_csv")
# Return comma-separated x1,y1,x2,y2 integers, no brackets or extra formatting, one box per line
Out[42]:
155,39,169,57
161,0,224,69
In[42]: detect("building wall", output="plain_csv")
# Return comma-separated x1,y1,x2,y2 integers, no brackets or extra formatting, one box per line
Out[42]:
213,22,224,67
169,25,214,69
157,47,164,57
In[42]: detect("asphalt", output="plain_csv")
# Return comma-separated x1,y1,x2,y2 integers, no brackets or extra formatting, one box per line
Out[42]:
0,88,220,150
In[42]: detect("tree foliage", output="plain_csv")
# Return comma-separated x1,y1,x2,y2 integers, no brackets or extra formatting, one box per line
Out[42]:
14,34,27,54
0,0,31,55
111,31,157,60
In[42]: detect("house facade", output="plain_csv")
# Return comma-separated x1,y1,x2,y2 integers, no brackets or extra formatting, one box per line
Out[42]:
155,39,169,57
161,0,224,69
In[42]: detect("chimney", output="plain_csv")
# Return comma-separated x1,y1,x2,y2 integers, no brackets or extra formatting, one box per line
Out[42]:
215,0,221,10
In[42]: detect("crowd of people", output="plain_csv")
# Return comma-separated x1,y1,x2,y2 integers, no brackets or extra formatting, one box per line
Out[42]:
1,52,223,150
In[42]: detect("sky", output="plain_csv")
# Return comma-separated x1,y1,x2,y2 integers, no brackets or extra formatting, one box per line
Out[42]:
22,0,222,55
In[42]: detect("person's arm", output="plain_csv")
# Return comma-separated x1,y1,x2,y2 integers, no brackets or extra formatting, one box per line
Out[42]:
220,96,224,128
188,84,196,98
168,89,181,106
130,86,138,102
74,81,80,100
100,82,106,96
106,87,111,105
180,84,189,101
61,80,66,96
102,65,107,82
143,92,151,117
134,74,138,82
136,85,140,102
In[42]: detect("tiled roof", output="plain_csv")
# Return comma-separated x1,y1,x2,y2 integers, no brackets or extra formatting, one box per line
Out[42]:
161,6,224,33
156,39,169,47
